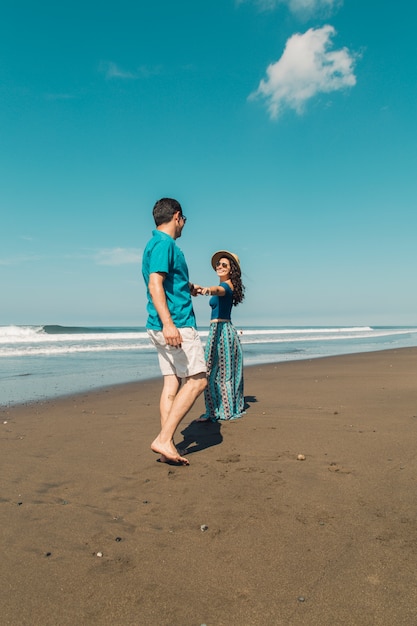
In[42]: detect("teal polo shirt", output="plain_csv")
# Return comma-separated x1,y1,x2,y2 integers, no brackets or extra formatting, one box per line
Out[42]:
142,230,196,330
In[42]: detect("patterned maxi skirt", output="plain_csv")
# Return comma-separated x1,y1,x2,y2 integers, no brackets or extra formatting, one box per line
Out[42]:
201,321,245,421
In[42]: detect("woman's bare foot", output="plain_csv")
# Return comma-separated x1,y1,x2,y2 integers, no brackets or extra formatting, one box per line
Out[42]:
151,437,189,465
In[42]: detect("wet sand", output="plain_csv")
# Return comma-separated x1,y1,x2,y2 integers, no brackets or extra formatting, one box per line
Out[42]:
1,348,417,625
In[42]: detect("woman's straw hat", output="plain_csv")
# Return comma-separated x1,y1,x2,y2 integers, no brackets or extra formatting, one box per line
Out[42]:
211,250,241,274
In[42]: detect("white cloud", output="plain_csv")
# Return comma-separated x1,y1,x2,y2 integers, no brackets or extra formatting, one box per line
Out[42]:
238,0,342,16
1,249,142,267
293,0,339,9
0,254,43,266
250,25,357,118
136,64,163,78
99,61,136,80
94,248,142,266
99,61,162,80
286,0,341,15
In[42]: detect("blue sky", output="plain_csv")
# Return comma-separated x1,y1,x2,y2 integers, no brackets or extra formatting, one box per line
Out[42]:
1,0,416,327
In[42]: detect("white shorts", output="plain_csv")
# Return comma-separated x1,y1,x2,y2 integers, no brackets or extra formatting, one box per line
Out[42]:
147,327,207,378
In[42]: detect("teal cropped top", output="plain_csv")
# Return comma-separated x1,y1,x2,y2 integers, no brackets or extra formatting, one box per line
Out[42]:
209,282,233,320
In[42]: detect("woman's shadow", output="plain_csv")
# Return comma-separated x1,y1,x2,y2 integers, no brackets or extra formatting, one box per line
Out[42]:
176,395,257,457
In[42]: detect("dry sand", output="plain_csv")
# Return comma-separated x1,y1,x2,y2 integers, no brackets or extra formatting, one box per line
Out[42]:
1,348,417,626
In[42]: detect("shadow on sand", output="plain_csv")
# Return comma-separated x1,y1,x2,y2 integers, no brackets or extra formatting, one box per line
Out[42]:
244,394,258,411
176,420,223,457
176,395,258,458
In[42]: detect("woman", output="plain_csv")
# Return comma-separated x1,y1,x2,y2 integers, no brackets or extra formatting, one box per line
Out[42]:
197,250,245,421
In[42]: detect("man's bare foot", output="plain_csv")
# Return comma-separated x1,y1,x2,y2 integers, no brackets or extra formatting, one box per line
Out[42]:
151,438,189,465
158,448,186,464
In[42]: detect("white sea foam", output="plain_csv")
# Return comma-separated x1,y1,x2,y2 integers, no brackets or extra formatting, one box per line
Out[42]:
0,325,45,340
0,343,154,357
0,325,415,358
238,326,374,335
238,327,412,344
0,325,148,344
1,324,417,405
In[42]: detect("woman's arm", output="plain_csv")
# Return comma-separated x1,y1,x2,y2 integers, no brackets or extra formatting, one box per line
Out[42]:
199,285,227,297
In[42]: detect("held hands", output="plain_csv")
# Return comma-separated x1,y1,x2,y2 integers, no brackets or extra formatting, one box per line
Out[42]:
189,283,199,297
191,284,211,296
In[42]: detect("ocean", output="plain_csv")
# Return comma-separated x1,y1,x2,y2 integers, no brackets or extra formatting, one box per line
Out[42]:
1,324,417,406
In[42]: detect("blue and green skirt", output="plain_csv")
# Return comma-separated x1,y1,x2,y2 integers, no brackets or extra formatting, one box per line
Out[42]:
201,321,245,421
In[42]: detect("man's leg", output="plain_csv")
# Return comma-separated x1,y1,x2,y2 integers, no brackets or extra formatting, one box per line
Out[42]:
160,374,181,427
151,372,207,464
157,374,181,463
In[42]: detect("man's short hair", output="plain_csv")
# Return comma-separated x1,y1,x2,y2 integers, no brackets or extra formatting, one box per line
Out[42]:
153,198,183,226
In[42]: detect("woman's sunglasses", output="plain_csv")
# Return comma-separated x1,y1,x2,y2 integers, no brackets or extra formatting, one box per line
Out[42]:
216,261,230,269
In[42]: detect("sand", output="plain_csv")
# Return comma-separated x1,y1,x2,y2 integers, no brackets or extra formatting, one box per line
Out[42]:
1,348,417,626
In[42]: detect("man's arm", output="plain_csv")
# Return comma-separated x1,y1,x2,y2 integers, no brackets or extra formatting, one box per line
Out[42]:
148,272,183,347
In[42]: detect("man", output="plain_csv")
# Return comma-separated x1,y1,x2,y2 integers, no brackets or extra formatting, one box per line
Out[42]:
142,198,207,465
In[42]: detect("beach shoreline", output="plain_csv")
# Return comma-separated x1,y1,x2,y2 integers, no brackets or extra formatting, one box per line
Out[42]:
2,324,417,407
1,347,417,625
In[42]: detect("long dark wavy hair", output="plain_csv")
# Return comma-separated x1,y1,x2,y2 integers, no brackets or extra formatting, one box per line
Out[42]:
228,257,245,306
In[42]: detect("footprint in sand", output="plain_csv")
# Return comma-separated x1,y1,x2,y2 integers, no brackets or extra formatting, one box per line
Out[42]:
217,453,241,464
328,462,352,474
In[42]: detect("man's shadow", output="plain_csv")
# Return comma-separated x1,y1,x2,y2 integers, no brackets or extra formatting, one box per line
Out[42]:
177,420,223,457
